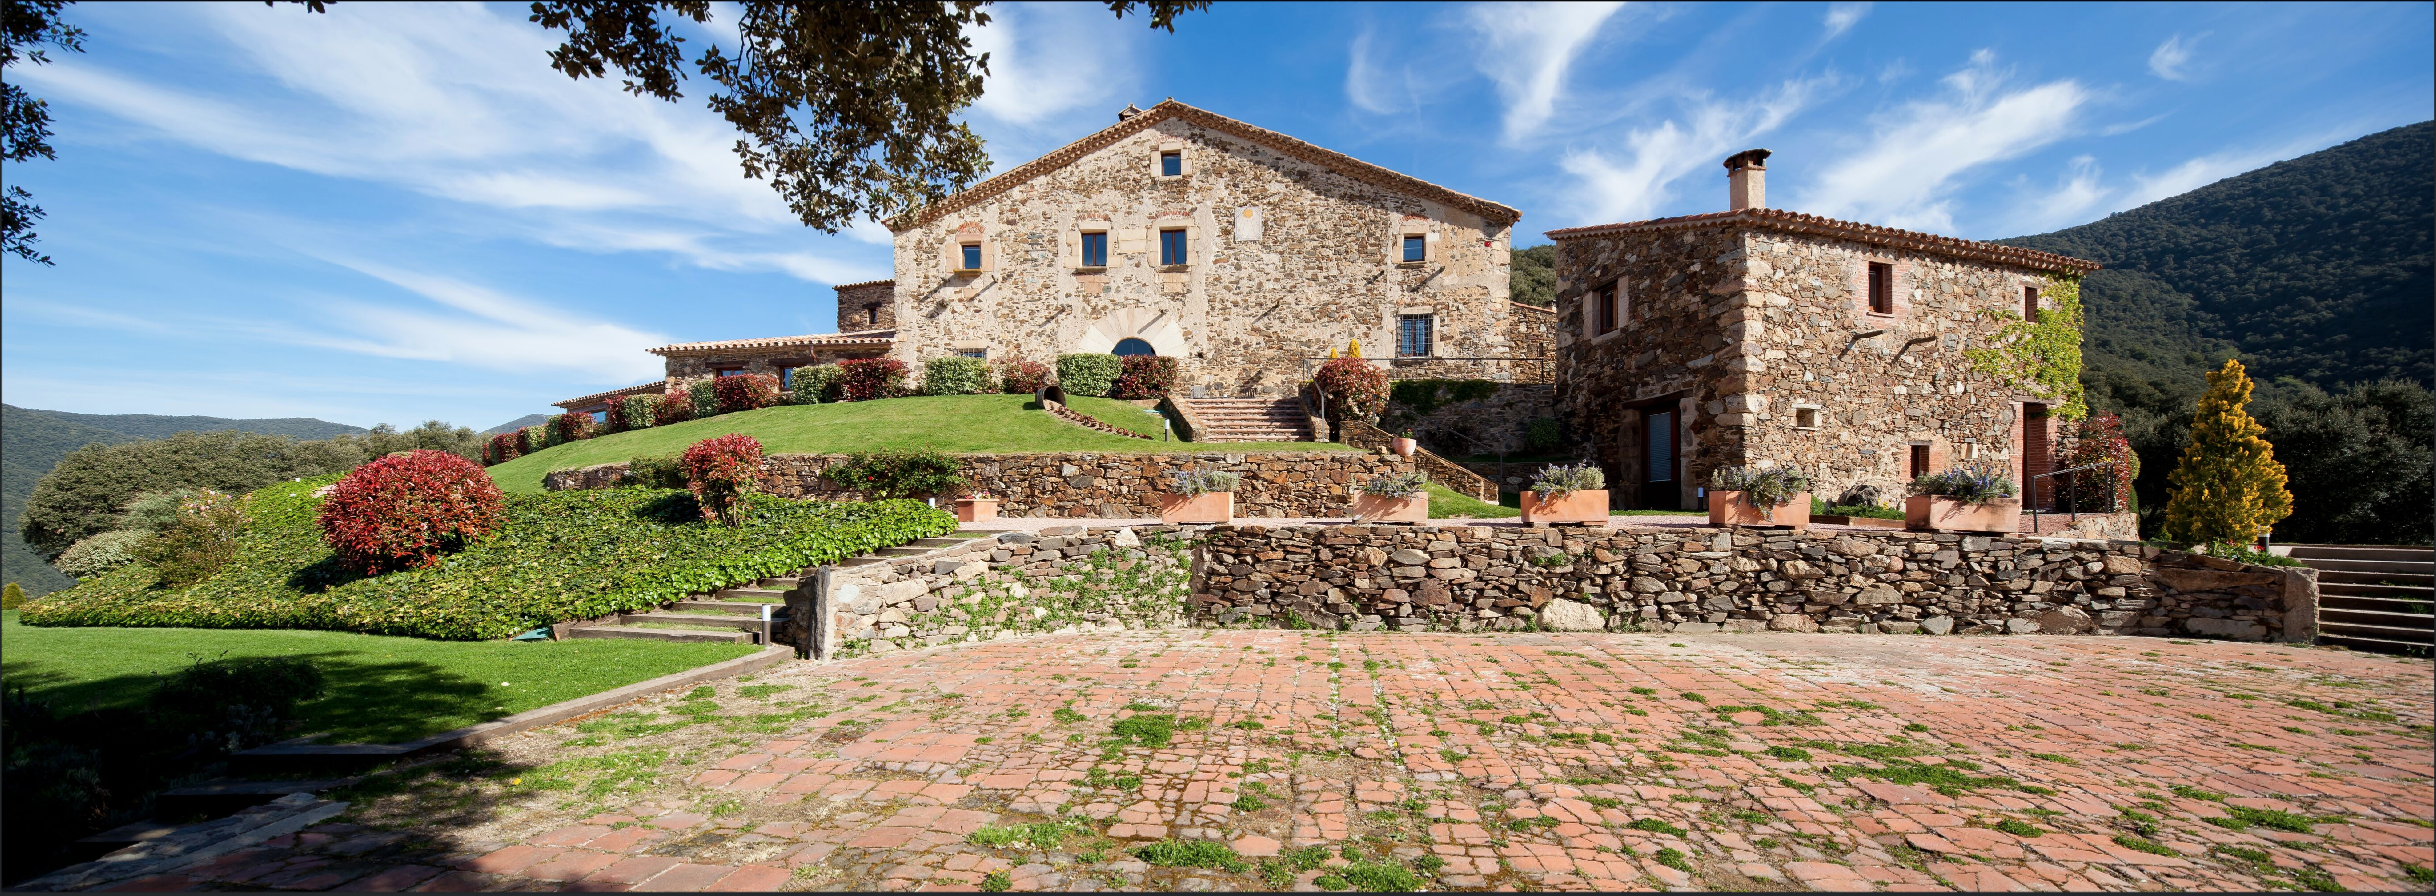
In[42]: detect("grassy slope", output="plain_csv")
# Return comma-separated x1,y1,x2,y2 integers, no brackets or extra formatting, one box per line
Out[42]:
485,395,1350,493
1,610,754,743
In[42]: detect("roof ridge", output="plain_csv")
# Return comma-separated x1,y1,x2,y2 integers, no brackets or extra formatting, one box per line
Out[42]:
886,99,1521,232
1543,208,2100,273
649,332,897,355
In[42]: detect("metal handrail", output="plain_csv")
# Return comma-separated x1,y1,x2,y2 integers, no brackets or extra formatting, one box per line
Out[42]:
2026,460,2120,531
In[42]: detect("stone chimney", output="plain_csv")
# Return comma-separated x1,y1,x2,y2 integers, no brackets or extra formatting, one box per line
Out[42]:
1724,148,1771,211
1117,103,1144,122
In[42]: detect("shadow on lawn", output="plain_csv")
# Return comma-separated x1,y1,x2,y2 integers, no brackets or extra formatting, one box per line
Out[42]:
5,652,503,745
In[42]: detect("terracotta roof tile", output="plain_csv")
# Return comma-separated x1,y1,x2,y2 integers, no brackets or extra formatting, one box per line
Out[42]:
1543,207,2101,274
646,331,896,356
887,99,1521,232
830,278,894,291
552,381,663,411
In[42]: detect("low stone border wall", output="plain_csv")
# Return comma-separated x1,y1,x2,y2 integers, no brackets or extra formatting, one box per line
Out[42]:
807,525,1198,657
547,452,1410,518
1187,524,2311,642
2021,511,2141,540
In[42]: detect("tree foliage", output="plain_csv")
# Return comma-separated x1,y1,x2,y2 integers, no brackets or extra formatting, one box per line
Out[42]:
2160,360,2293,545
1,0,85,264
1509,244,1556,307
529,0,1208,232
19,431,367,556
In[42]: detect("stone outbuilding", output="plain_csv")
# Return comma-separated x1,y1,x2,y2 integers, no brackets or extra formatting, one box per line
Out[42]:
1545,149,2101,509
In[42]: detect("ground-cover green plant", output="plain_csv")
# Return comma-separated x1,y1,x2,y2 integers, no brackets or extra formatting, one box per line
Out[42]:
1427,482,1519,518
824,447,966,499
1065,396,1169,437
1131,839,1249,872
20,479,953,640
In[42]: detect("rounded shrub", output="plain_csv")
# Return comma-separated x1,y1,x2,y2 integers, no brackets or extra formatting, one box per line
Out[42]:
552,411,596,443
518,425,547,455
483,432,522,465
688,379,719,417
838,358,909,401
681,434,765,526
654,389,697,426
997,358,1051,395
921,356,995,395
617,393,662,432
56,529,149,579
1315,357,1390,422
715,373,783,414
138,490,250,587
791,364,843,404
1111,355,1181,399
1056,353,1123,398
317,450,506,574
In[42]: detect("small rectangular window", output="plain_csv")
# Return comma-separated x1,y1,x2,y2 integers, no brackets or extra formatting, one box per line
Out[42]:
715,367,745,377
1401,235,1425,262
1868,262,1893,314
960,244,982,270
958,349,987,359
1160,151,1182,176
1597,284,1621,333
1081,231,1108,267
590,410,607,423
1397,314,1434,357
2023,285,2040,320
1795,407,1819,429
1159,228,1188,265
864,302,882,326
780,367,793,388
1909,444,1931,478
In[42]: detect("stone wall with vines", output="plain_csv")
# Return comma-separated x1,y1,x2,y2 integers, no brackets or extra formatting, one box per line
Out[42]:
831,525,1198,657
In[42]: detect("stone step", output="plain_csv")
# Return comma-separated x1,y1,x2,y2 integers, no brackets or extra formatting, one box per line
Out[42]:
2317,623,2435,653
910,537,972,547
760,576,803,589
2319,582,2436,599
2321,607,2435,630
567,625,754,644
2287,544,2435,563
715,587,788,602
2319,569,2435,587
672,600,768,616
2297,557,2436,575
622,612,768,630
2321,594,2432,613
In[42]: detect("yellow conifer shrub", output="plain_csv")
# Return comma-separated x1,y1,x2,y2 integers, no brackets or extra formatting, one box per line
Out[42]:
1347,339,1363,358
2160,359,2293,545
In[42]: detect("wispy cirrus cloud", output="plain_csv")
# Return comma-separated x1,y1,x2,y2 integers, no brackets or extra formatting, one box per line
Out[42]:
1823,3,1871,40
2148,33,2205,82
1345,28,1414,115
1800,51,2089,233
1557,79,1823,224
967,3,1141,134
283,259,669,382
1468,1,1628,143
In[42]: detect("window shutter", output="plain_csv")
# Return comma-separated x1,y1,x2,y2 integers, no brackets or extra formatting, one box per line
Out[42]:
1647,411,1674,483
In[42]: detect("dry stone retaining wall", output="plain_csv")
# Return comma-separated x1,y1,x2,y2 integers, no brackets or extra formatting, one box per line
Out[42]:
807,526,1199,657
1187,524,2308,643
546,452,1412,518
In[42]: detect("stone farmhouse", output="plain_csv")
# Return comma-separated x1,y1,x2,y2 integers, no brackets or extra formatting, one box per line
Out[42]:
1545,150,2101,510
559,99,1550,419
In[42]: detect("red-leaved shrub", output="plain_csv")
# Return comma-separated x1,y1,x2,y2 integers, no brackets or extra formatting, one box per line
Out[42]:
318,449,505,574
997,358,1052,394
1314,357,1390,422
715,373,783,414
1110,355,1181,399
518,425,547,455
484,433,522,465
553,411,596,443
680,434,764,526
838,358,909,402
654,389,697,426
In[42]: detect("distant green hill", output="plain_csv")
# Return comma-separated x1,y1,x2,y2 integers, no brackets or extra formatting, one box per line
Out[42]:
484,414,552,435
2,404,364,597
2002,120,2434,398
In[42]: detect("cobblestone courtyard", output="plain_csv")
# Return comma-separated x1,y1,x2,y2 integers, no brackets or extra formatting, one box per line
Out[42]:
124,633,2432,892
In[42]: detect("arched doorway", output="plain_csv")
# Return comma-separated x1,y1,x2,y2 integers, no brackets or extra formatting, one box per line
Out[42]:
1113,338,1156,356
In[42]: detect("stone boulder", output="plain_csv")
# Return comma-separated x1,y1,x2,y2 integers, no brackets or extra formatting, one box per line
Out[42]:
2184,617,2267,641
2034,606,2093,635
1767,614,1819,633
1539,598,1606,631
1834,484,1884,508
1918,616,1955,635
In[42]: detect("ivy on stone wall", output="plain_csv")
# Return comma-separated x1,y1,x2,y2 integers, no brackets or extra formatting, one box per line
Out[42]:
836,536,1192,658
1965,274,2088,420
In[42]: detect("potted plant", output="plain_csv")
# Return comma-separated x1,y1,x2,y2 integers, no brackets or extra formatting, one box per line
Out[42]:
1520,462,1609,526
1390,429,1418,458
952,490,1000,523
1161,468,1240,524
1905,462,2022,533
1707,466,1812,529
1351,471,1429,523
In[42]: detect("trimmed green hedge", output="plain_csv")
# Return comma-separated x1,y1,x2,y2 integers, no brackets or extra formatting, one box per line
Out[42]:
21,477,955,640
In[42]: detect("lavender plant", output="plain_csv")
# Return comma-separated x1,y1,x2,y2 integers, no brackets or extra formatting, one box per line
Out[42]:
1909,461,2019,505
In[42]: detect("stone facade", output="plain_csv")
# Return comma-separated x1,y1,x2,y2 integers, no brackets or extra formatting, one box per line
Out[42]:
1381,382,1562,460
545,451,1418,519
833,279,897,332
882,100,1527,398
1186,523,2309,643
652,333,892,394
1546,208,2099,510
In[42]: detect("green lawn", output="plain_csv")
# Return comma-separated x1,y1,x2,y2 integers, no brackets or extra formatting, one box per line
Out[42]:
487,395,1349,493
1067,396,1175,438
2,610,757,744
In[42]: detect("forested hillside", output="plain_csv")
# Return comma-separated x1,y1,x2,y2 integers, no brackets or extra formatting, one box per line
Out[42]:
2000,121,2434,544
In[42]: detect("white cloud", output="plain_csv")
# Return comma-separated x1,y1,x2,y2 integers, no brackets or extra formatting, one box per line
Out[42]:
1558,80,1821,224
1345,29,1405,115
1468,1,1627,143
2118,140,2310,208
1801,51,2089,232
967,4,1137,129
2012,155,2109,232
289,259,668,383
1823,3,1871,40
2148,33,2204,82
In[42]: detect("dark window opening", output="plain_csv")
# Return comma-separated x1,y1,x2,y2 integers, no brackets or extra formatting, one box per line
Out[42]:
1596,284,1620,333
1646,410,1676,484
779,367,793,388
1159,228,1188,265
1868,262,1894,314
1909,444,1931,478
960,243,982,270
1160,151,1182,176
2023,285,2040,320
714,366,745,377
1113,338,1155,356
1397,315,1434,357
1081,231,1108,267
958,349,987,359
863,302,882,326
1401,235,1425,262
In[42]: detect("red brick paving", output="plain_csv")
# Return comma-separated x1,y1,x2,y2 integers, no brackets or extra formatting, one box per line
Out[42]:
105,631,2436,891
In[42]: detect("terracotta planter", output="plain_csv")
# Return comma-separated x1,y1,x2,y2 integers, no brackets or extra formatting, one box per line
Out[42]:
1160,492,1234,525
1708,490,1810,529
1350,492,1428,523
1389,437,1417,458
1905,495,2021,533
952,497,998,523
1520,490,1609,526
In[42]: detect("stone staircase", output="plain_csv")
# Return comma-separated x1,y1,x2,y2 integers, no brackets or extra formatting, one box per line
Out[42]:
2286,544,2434,656
564,537,977,644
1179,396,1312,442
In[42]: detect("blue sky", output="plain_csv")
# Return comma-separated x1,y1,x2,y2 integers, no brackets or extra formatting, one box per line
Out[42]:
3,2,2428,431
